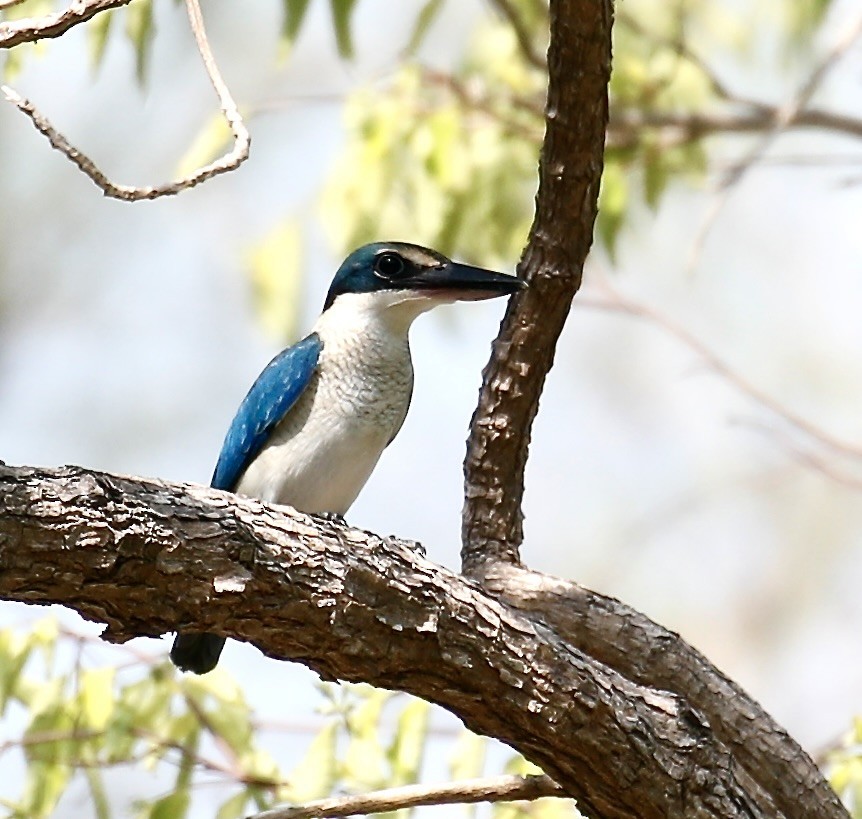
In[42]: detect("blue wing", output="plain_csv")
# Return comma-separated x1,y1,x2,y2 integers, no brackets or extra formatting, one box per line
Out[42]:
211,333,322,491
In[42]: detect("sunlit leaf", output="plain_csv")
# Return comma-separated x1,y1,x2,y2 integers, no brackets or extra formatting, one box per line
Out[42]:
595,158,629,258
80,667,115,731
247,221,304,342
0,628,33,712
216,789,250,819
283,720,339,802
504,753,544,777
343,686,391,789
18,760,72,819
388,697,430,785
85,768,111,819
143,790,190,819
175,113,233,177
449,730,487,781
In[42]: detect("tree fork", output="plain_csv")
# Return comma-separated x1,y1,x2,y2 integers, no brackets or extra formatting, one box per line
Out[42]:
0,464,847,819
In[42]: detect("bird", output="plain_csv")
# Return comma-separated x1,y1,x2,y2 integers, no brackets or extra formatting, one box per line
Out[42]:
170,241,525,674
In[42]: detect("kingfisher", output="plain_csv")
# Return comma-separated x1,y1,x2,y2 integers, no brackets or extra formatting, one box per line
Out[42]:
170,241,524,674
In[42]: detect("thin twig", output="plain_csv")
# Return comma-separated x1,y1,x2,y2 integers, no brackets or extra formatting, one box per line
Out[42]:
1,0,250,201
421,66,543,142
686,12,862,271
0,0,131,49
615,11,747,106
249,774,565,819
579,280,862,461
487,0,546,69
730,417,862,490
608,106,862,145
0,0,29,11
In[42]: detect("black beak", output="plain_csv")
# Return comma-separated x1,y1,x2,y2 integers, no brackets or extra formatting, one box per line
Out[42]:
406,262,526,300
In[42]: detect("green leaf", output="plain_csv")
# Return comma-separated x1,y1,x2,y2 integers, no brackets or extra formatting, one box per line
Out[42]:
18,761,72,819
449,730,487,781
404,0,445,56
114,666,175,743
79,667,115,730
786,0,834,44
216,790,249,819
142,790,190,819
596,158,629,259
388,698,429,785
284,720,339,802
329,0,358,58
88,8,114,72
642,145,668,210
504,753,544,777
247,221,304,342
85,768,111,819
343,687,391,789
0,628,33,713
125,0,155,84
181,666,242,702
281,0,313,44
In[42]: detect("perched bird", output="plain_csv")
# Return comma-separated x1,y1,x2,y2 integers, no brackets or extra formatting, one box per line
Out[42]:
170,241,524,674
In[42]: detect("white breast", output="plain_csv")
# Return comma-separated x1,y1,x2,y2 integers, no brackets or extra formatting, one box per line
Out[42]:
235,290,436,515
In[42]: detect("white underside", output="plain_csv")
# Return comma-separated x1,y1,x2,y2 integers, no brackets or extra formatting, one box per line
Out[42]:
235,290,444,515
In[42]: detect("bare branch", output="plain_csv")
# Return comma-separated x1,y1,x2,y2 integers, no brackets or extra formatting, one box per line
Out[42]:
614,11,749,106
578,280,862,461
0,0,131,49
488,0,547,70
687,12,862,270
2,462,826,818
1,0,249,201
251,775,564,819
608,106,862,147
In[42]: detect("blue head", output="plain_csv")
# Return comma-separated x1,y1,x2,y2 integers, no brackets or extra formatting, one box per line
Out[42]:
323,242,524,311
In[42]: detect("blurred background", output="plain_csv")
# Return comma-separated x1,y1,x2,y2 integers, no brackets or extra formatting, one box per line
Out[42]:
2,0,862,815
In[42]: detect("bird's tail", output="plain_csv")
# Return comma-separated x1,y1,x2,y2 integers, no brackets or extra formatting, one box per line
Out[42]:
170,632,226,674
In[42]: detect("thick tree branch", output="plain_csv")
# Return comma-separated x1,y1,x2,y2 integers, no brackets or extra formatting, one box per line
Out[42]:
0,463,828,819
0,0,131,49
473,561,849,819
462,0,612,569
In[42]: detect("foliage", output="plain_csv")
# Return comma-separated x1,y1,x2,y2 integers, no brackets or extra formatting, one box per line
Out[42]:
827,719,862,819
0,620,582,817
2,0,861,816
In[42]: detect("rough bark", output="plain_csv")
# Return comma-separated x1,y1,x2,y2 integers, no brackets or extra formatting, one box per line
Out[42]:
0,1,849,817
476,562,849,819
0,0,133,50
462,0,612,569
0,464,847,819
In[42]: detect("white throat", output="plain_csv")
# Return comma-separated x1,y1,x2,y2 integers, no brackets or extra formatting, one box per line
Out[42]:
315,289,444,339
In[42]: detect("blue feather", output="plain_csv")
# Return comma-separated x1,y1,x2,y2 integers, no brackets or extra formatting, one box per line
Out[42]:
211,333,322,492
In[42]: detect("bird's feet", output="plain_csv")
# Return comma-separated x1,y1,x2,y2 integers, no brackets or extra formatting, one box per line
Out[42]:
318,511,347,525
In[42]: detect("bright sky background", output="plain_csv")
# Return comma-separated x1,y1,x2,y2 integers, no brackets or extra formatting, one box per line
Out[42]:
2,0,862,814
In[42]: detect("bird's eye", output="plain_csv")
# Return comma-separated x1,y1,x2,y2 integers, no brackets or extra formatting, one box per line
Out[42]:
374,252,406,278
